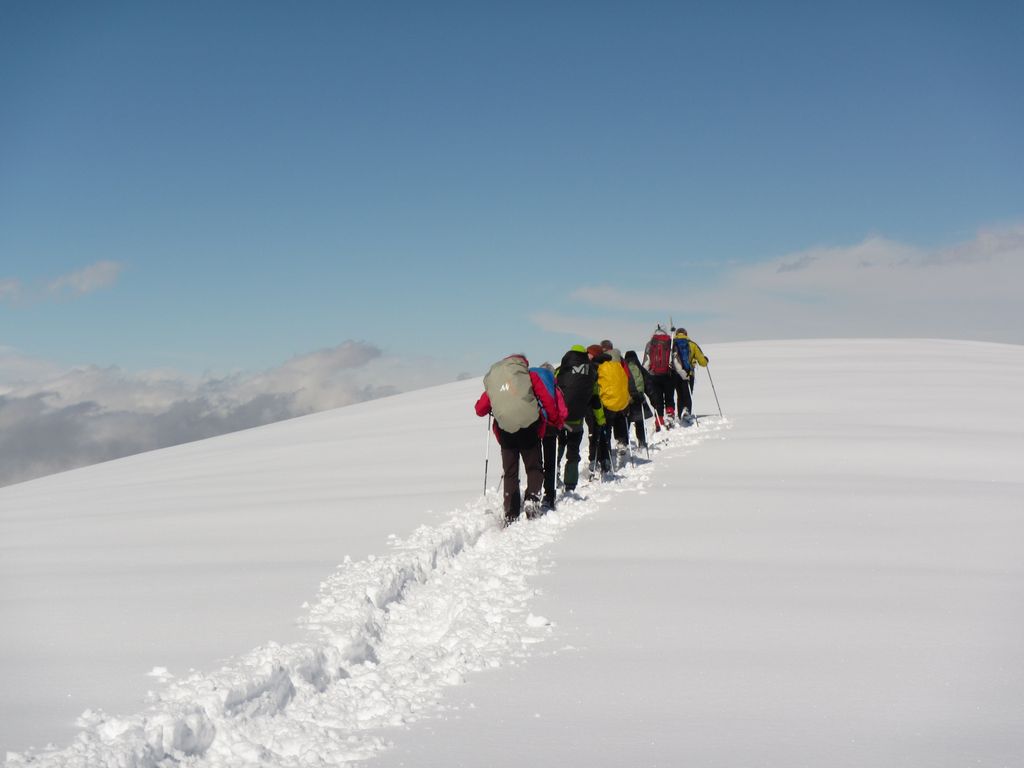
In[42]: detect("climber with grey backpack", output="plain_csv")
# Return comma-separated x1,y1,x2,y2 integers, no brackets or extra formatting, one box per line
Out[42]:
475,354,563,526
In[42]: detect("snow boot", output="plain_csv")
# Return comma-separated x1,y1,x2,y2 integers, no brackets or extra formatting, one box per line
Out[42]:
524,493,542,520
617,443,629,468
564,462,579,491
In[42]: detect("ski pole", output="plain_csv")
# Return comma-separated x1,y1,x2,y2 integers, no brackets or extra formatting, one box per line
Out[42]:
705,365,723,418
620,418,633,469
483,414,492,494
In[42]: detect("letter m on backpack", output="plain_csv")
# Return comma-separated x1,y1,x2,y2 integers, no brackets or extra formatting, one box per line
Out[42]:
484,357,540,432
557,354,597,421
648,333,671,375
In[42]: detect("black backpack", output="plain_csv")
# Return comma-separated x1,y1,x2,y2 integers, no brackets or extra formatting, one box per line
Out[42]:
557,349,597,421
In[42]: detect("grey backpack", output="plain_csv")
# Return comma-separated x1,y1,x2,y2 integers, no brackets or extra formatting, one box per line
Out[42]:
483,356,540,433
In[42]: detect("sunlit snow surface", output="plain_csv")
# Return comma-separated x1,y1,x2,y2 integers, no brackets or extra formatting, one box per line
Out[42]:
2,340,1023,767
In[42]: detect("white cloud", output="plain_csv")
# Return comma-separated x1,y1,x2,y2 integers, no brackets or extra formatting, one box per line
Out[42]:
46,260,123,297
709,228,1024,341
775,254,819,273
0,341,459,487
232,342,387,412
0,347,67,393
2,261,124,305
545,225,1024,345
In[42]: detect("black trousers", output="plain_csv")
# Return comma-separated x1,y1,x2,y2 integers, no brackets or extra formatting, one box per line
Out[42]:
498,423,543,518
605,406,629,447
667,372,685,414
647,373,672,419
673,374,694,415
558,426,585,490
584,411,611,471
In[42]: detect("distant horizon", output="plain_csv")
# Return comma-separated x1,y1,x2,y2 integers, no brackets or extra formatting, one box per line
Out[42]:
1,335,1018,489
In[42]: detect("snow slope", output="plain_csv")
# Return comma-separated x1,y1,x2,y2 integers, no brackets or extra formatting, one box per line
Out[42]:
2,339,1023,767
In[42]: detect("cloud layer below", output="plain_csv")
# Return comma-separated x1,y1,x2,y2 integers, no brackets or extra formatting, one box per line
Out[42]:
0,341,452,488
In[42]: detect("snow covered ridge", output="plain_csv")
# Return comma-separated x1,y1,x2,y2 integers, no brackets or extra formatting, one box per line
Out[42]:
7,419,730,767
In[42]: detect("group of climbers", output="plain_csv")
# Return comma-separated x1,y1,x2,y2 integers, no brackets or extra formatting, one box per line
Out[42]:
642,326,709,428
475,326,709,526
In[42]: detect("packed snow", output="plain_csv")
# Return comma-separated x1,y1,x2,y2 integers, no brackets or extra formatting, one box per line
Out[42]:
2,339,1023,767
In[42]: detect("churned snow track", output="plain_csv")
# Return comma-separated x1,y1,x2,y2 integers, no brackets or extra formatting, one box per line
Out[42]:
8,418,730,768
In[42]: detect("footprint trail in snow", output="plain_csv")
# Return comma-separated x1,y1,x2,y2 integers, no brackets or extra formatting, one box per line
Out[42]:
8,418,729,767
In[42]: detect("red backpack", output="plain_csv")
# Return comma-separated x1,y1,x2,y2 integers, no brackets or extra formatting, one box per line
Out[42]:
648,333,671,375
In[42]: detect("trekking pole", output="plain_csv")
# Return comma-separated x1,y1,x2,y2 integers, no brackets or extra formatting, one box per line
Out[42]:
483,414,492,494
705,365,723,418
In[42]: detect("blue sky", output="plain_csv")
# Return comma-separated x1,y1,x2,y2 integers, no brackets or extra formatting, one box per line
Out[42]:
3,0,1023,386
